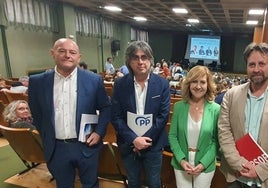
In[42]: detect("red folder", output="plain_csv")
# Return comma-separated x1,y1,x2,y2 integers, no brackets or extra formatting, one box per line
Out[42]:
235,133,268,165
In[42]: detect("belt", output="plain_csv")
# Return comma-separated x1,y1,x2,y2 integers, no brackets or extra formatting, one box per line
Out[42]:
188,147,198,152
56,138,78,143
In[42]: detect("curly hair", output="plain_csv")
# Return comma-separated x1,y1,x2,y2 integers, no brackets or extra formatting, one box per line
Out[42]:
181,65,216,102
2,100,32,123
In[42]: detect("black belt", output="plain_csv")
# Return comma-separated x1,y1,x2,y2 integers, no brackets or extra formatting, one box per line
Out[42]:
56,138,78,143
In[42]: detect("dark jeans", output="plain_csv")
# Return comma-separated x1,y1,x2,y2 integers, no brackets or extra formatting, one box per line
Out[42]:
228,181,259,188
122,149,162,188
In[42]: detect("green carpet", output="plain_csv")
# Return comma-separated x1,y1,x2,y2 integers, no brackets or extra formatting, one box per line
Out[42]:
0,145,28,188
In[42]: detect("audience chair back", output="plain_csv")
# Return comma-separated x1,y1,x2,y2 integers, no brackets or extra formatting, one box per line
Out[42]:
161,151,176,188
98,142,128,187
0,91,9,105
105,87,113,97
0,125,45,174
4,79,19,86
103,122,116,143
5,92,28,103
0,101,8,127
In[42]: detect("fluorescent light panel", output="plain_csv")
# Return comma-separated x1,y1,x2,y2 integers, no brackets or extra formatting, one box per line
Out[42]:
134,16,147,22
249,9,264,15
246,20,258,25
172,8,188,14
188,19,199,23
104,6,122,12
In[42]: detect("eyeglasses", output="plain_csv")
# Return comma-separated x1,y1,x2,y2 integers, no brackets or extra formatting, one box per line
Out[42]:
130,55,149,61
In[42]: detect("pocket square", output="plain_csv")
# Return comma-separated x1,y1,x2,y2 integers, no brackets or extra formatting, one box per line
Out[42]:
152,95,160,99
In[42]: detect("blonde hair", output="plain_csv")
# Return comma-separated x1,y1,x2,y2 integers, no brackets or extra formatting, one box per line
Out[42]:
181,65,216,102
2,100,32,123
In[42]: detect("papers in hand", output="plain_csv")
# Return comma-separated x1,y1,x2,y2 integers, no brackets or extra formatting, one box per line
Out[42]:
78,114,98,142
127,111,153,136
235,133,268,165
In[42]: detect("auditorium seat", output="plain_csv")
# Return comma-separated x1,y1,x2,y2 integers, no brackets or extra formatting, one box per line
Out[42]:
208,61,218,71
0,91,9,105
161,151,176,188
0,125,45,174
196,59,204,66
5,92,28,103
0,101,8,127
211,163,228,188
98,142,128,187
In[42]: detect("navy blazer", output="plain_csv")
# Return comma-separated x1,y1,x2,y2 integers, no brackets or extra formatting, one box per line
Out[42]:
111,73,170,151
28,68,111,162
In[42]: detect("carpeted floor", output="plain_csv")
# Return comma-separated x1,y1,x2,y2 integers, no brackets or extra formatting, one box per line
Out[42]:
0,144,28,188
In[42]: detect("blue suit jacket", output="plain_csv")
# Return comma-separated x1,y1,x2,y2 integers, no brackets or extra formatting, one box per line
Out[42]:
28,68,111,162
111,73,170,151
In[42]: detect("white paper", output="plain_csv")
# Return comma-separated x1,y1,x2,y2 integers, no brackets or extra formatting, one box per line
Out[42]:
78,114,98,142
127,111,153,136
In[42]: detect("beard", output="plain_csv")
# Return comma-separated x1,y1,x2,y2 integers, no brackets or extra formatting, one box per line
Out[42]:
250,74,268,85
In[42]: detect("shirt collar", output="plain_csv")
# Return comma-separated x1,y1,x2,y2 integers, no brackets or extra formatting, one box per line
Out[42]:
133,74,150,84
54,66,78,79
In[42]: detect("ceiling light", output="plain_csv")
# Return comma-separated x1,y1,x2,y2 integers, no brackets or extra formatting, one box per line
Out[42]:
104,6,122,12
172,8,188,14
201,29,210,32
249,9,264,15
246,20,258,25
133,16,147,22
187,19,199,23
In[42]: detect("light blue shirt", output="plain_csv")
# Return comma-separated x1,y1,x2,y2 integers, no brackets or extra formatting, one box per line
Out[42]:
120,65,129,75
105,62,115,74
238,88,268,187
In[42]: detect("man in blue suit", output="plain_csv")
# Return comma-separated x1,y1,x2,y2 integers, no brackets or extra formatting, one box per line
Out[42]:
28,38,111,188
111,41,170,188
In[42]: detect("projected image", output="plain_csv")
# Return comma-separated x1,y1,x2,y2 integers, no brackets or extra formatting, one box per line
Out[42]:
189,36,220,61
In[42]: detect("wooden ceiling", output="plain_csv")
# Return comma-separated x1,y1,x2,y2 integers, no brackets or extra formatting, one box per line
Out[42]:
54,0,267,35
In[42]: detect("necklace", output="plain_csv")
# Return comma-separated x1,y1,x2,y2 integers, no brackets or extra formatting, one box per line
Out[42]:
191,104,203,111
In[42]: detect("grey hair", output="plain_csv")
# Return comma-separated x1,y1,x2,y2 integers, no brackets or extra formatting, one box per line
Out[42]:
2,100,31,123
125,41,154,75
243,42,268,62
19,76,29,82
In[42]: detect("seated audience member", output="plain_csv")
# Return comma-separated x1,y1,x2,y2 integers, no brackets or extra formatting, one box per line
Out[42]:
2,100,36,130
172,61,184,80
153,62,163,75
104,74,114,83
114,69,124,79
215,81,228,105
105,57,115,75
162,61,171,80
120,65,129,75
0,78,9,91
78,61,88,70
10,76,29,93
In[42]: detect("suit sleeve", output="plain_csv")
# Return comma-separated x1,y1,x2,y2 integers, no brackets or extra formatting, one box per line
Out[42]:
218,89,247,171
94,77,111,138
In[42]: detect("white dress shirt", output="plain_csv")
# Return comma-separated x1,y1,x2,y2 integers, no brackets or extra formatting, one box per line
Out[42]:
134,76,149,115
53,67,77,139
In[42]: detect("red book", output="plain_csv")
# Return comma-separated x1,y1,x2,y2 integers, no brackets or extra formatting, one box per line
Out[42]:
235,133,268,165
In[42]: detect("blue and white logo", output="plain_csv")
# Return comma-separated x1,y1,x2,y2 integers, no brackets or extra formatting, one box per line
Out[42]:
135,116,151,126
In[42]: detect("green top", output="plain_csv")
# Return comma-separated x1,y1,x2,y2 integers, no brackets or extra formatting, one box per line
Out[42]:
168,100,220,173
